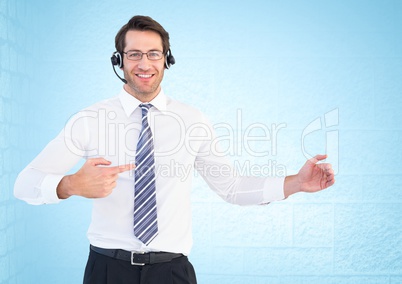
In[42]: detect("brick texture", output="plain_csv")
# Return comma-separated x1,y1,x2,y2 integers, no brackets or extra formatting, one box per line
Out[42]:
1,0,29,283
3,0,402,283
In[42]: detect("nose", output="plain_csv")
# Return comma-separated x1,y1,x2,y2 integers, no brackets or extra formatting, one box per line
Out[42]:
137,56,151,71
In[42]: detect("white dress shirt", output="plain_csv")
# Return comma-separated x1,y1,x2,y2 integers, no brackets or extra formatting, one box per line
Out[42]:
14,89,285,255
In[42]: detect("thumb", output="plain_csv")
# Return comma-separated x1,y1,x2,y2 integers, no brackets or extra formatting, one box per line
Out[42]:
309,154,327,165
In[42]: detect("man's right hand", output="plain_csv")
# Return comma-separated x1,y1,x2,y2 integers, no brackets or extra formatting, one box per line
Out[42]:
56,158,134,199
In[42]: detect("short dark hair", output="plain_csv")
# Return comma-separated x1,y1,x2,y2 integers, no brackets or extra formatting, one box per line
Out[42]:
115,15,170,54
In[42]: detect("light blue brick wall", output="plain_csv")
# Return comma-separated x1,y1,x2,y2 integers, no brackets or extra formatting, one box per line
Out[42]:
2,0,402,283
1,0,37,283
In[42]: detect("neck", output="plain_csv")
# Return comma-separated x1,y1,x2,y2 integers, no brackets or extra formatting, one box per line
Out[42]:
124,85,161,103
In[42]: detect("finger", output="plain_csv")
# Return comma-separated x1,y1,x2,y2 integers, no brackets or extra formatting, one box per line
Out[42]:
314,154,328,161
318,163,332,172
87,157,112,167
108,180,117,189
108,163,135,174
318,164,334,176
326,168,334,176
326,178,335,187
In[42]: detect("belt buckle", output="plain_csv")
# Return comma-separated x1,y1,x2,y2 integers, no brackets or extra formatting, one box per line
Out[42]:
131,251,146,266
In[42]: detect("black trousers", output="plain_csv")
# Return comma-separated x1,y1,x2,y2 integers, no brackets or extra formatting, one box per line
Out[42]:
83,248,197,284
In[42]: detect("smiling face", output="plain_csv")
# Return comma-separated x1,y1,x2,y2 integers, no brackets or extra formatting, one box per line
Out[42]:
122,30,165,102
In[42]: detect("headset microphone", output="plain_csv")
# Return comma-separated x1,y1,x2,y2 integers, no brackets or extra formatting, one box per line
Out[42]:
112,64,127,84
111,52,127,84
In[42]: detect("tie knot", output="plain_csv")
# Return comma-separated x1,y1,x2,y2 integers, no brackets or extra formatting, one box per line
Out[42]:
139,103,152,117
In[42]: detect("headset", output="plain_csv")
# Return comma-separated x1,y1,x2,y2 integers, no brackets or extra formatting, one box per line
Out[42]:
110,49,176,84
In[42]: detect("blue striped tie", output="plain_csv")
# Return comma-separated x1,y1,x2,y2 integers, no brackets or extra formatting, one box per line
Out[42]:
133,103,158,245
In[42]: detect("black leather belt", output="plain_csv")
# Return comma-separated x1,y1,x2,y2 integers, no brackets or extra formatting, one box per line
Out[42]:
90,245,184,266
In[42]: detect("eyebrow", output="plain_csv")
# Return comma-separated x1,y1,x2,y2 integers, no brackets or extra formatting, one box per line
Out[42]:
125,49,163,52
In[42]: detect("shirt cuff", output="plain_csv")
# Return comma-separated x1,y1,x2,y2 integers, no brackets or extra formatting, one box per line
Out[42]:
41,174,64,204
262,177,285,203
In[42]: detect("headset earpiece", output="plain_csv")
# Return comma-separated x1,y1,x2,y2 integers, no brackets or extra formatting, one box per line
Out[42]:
111,51,123,68
165,49,176,69
111,51,127,84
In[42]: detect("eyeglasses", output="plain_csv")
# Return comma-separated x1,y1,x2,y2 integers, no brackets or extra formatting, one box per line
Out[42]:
123,50,164,61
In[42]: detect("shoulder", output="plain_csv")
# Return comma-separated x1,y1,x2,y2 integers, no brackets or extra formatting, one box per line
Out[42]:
64,96,122,128
165,96,207,122
68,96,121,117
82,96,121,112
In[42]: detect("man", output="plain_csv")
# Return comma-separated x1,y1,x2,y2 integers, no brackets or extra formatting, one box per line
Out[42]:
14,15,335,284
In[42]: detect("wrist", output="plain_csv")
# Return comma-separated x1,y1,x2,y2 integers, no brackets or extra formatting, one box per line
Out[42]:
56,175,75,199
284,174,301,198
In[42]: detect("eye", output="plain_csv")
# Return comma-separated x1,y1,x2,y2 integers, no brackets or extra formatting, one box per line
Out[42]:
127,52,142,60
148,51,162,60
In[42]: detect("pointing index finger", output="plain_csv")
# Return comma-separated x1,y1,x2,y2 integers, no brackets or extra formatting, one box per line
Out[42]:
109,163,135,174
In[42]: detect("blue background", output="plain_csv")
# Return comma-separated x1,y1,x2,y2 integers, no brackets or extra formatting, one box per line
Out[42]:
1,0,402,283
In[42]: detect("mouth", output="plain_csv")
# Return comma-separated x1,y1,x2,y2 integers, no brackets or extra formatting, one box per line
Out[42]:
136,74,154,79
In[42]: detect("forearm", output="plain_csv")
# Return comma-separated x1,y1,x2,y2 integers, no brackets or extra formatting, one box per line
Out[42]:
196,154,285,205
200,171,286,205
14,167,64,205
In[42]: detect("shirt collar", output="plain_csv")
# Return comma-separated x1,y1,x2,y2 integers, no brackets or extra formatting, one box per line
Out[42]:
118,88,167,117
